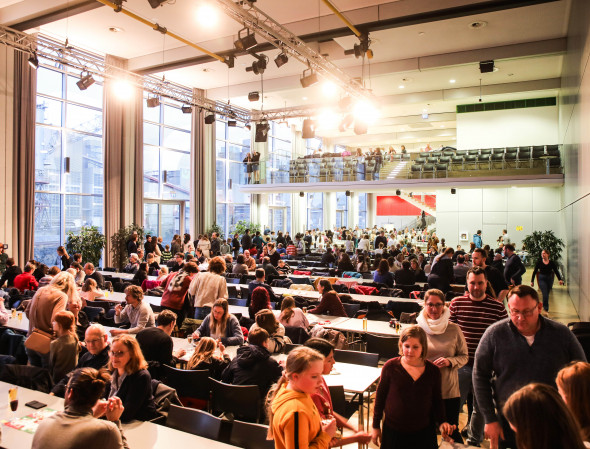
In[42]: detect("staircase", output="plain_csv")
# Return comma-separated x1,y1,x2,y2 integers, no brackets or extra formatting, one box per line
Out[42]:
379,159,410,180
399,193,436,217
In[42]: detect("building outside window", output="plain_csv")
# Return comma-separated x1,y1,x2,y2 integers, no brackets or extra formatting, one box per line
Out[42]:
307,192,323,231
34,58,104,265
336,192,348,228
358,193,368,228
216,118,251,238
143,93,192,244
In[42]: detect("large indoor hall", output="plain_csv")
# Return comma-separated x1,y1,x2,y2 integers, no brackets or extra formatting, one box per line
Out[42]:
1,1,590,449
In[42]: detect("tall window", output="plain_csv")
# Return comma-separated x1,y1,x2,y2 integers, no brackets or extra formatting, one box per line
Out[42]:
34,60,104,265
358,193,368,228
216,118,251,238
307,192,323,230
143,95,192,244
306,137,322,155
336,192,348,228
268,122,291,184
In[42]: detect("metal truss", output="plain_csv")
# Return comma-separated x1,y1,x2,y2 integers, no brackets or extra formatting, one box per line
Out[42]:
214,0,375,104
0,24,251,122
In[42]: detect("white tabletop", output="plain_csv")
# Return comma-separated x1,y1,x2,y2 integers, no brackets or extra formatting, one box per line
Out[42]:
327,318,408,336
97,271,158,282
3,313,29,333
93,291,162,309
323,361,382,394
0,382,238,449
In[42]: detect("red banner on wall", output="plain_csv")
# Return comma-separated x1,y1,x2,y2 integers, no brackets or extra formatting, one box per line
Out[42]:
376,195,436,216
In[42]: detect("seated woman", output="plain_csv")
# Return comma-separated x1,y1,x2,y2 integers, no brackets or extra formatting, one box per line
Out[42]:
146,253,160,273
50,310,80,383
107,334,158,423
80,278,103,304
410,258,427,282
186,336,230,380
373,259,394,287
504,383,587,449
557,362,590,444
156,266,169,282
32,367,126,449
278,296,309,329
192,298,244,346
131,262,149,287
356,255,369,273
249,309,290,354
232,254,249,276
249,286,272,319
337,252,355,273
309,280,347,317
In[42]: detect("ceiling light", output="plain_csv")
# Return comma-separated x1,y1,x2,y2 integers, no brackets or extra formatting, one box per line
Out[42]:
112,79,133,100
338,114,354,132
148,0,167,8
317,109,339,130
28,53,39,69
449,79,456,83
181,105,192,114
339,97,353,112
353,101,379,125
146,96,160,108
302,119,316,139
300,69,319,88
302,97,308,101
469,21,488,29
204,114,216,124
255,121,270,142
196,4,218,27
108,26,124,33
228,120,237,127
354,120,368,135
76,72,95,90
396,189,401,195
322,81,337,97
234,27,257,51
274,52,288,68
248,91,260,102
398,85,405,89
245,56,267,75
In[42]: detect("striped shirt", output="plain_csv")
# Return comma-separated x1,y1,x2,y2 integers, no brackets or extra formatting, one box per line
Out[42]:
449,294,508,365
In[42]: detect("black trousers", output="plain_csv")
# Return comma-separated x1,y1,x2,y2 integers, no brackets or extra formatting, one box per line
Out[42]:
381,422,437,449
444,397,464,443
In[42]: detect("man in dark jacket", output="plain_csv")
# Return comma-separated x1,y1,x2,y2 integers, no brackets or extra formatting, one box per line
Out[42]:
0,258,22,288
394,260,416,285
221,328,283,397
374,231,387,250
303,231,313,253
503,244,526,286
83,263,105,290
252,231,264,254
241,229,252,254
262,257,279,280
210,232,222,257
321,247,336,267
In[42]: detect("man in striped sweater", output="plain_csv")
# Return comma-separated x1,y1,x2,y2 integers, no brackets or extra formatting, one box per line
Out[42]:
449,267,508,446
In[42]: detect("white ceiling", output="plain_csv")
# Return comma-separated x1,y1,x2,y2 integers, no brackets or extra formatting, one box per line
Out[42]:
0,0,570,145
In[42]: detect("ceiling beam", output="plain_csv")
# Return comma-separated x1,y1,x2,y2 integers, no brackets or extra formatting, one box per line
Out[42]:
10,0,102,32
131,0,560,75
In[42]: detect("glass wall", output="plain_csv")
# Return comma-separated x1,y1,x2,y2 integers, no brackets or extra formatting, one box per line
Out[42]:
268,122,291,184
306,137,322,155
34,60,104,265
336,192,348,228
143,95,191,243
216,118,251,238
358,193,368,229
307,192,323,231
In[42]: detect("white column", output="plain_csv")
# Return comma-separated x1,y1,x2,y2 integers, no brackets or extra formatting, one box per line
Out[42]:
349,192,358,228
324,192,336,230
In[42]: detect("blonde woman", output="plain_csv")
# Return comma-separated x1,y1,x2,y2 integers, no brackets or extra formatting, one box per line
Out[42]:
80,278,104,304
186,336,230,380
192,299,244,346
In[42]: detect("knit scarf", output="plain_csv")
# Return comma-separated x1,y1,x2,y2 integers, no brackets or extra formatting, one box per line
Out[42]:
417,307,450,335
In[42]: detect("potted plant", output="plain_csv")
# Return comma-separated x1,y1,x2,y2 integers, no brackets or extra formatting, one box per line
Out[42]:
205,222,225,240
522,230,565,267
230,220,261,237
110,224,145,271
65,226,105,267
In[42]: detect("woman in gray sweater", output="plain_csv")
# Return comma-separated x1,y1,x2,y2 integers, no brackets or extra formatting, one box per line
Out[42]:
417,288,468,443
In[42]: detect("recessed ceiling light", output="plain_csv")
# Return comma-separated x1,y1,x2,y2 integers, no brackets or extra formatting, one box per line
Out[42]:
507,73,514,76
196,4,218,27
418,31,425,36
469,21,488,29
449,79,456,83
440,125,445,128
108,26,124,33
202,68,214,73
302,96,308,100
398,85,405,89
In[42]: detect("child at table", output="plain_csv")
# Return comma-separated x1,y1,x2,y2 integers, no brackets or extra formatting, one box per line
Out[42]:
268,346,336,449
304,338,372,447
50,310,80,383
187,336,230,380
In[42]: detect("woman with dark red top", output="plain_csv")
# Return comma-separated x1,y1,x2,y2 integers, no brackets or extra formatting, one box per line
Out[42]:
372,325,455,449
308,280,347,317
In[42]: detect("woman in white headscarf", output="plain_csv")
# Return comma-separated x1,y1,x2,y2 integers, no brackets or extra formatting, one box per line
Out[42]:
416,288,468,443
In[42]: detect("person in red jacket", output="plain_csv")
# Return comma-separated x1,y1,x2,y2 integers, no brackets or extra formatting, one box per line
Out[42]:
160,262,199,327
13,263,39,292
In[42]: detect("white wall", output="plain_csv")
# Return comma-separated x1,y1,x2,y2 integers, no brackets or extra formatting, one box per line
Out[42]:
456,106,558,150
436,186,564,250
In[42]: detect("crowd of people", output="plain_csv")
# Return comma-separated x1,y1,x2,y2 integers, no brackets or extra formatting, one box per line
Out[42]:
0,223,585,449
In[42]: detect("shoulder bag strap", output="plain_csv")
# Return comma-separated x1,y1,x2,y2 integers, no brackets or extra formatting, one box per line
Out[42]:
293,411,299,449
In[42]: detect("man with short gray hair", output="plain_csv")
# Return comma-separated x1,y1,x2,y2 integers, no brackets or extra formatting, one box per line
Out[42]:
84,263,105,289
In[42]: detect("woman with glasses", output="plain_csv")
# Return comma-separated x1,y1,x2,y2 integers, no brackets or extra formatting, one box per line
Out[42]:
108,334,158,423
416,289,468,443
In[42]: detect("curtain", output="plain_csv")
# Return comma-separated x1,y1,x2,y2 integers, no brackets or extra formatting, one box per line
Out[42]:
191,88,206,234
11,51,36,266
132,90,143,225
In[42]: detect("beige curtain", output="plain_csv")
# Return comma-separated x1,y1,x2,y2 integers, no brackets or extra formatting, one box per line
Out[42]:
12,51,36,265
191,88,206,234
132,92,143,225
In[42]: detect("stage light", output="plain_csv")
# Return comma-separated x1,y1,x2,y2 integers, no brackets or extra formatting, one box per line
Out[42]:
479,60,494,73
345,191,351,197
354,120,368,135
248,91,260,102
338,114,354,132
234,28,257,51
339,96,353,112
322,81,338,97
76,73,95,90
302,119,316,139
196,4,218,27
274,52,288,68
146,96,160,108
451,188,456,194
148,0,167,8
228,120,237,127
299,192,304,197
255,121,270,142
245,123,251,131
300,69,319,88
112,79,133,100
245,57,267,75
396,189,401,195
28,53,39,69
205,114,216,124
181,105,192,114
354,101,379,125
317,109,339,130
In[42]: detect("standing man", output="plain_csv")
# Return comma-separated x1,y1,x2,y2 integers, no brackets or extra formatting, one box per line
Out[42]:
304,230,313,253
241,229,252,255
374,231,387,251
503,244,526,286
471,248,508,303
473,230,483,249
449,267,508,446
500,229,511,245
210,232,222,257
252,231,264,255
473,285,586,449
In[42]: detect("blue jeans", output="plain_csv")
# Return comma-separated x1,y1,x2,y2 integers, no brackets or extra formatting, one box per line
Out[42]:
194,306,211,320
26,347,50,368
537,273,554,311
458,364,484,445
